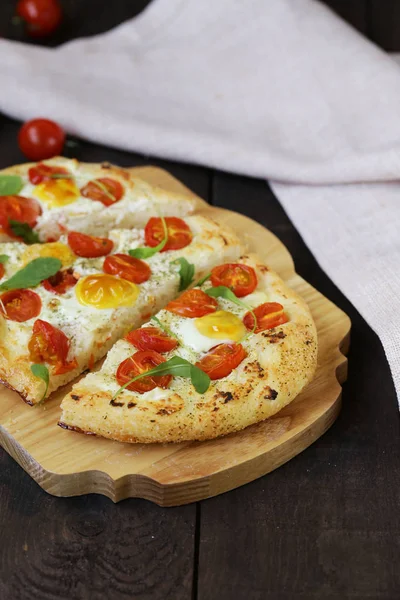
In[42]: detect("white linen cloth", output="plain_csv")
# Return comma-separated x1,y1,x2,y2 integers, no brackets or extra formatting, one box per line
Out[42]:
0,0,399,398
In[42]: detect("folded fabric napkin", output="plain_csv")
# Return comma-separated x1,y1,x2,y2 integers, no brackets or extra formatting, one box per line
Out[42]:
0,0,399,398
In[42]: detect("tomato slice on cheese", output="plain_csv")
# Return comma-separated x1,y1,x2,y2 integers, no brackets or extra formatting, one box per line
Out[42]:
211,263,257,297
116,350,171,394
0,196,42,239
28,319,78,375
0,289,42,322
0,264,4,280
166,289,218,318
42,268,77,295
81,178,124,206
144,217,192,252
243,302,288,333
195,343,247,380
125,326,178,353
28,163,70,185
68,231,114,258
103,253,151,284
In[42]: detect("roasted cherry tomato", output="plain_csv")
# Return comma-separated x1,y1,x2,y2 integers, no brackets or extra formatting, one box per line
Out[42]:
81,178,124,207
0,264,4,279
42,268,77,295
28,319,78,375
68,231,114,258
0,195,42,238
243,302,289,333
17,0,62,37
18,119,65,161
0,289,41,322
211,263,257,297
103,253,151,284
75,274,139,309
195,343,247,380
125,326,178,353
144,217,192,252
166,289,218,318
28,163,70,185
116,350,171,394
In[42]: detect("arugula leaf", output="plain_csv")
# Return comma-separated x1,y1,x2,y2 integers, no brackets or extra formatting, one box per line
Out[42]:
9,220,40,245
0,257,62,291
150,316,179,341
173,257,195,291
0,175,23,196
205,285,257,338
112,356,210,399
195,272,211,287
30,364,49,401
129,216,168,259
0,255,9,264
91,179,116,203
49,173,74,180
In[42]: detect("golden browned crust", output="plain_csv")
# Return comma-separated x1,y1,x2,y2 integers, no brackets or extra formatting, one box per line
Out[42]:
59,254,318,443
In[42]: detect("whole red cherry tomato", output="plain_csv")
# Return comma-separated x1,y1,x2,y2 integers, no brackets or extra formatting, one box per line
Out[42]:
17,0,62,37
18,119,65,161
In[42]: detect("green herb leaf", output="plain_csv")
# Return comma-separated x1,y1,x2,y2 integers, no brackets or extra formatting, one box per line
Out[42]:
30,364,49,401
195,272,211,287
205,285,257,339
150,316,179,341
9,220,40,245
0,255,9,264
129,216,168,259
49,173,74,180
0,175,23,196
173,257,195,291
112,356,210,400
0,257,62,291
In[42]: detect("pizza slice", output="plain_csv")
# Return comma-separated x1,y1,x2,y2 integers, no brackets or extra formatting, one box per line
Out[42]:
0,158,196,242
59,254,318,443
0,215,244,404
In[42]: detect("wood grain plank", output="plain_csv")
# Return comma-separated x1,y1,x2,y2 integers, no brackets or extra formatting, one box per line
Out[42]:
320,0,368,34
197,171,400,600
369,0,400,51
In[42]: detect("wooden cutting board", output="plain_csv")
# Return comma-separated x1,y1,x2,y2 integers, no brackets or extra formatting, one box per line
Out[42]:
0,167,351,506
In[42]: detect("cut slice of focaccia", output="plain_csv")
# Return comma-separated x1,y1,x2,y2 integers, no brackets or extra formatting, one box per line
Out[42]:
0,215,244,404
0,157,196,242
59,254,318,443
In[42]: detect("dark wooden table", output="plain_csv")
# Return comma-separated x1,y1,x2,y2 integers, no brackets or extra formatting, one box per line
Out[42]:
0,2,399,598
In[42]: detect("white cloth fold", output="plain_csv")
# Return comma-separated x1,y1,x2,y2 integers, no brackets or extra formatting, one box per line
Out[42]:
0,0,399,397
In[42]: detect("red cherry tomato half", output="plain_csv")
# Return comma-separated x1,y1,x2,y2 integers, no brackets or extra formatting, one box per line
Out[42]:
116,350,171,394
103,253,151,284
0,195,42,239
81,178,124,207
243,302,289,333
0,264,4,279
18,119,65,161
166,289,218,318
28,163,70,185
68,232,114,258
195,343,247,380
28,319,78,375
211,263,257,298
144,217,192,252
17,0,62,37
125,326,178,354
0,289,42,322
42,268,77,295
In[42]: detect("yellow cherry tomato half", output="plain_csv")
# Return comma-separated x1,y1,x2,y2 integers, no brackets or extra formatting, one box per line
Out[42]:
195,310,246,341
75,274,140,309
33,178,80,207
21,242,76,268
